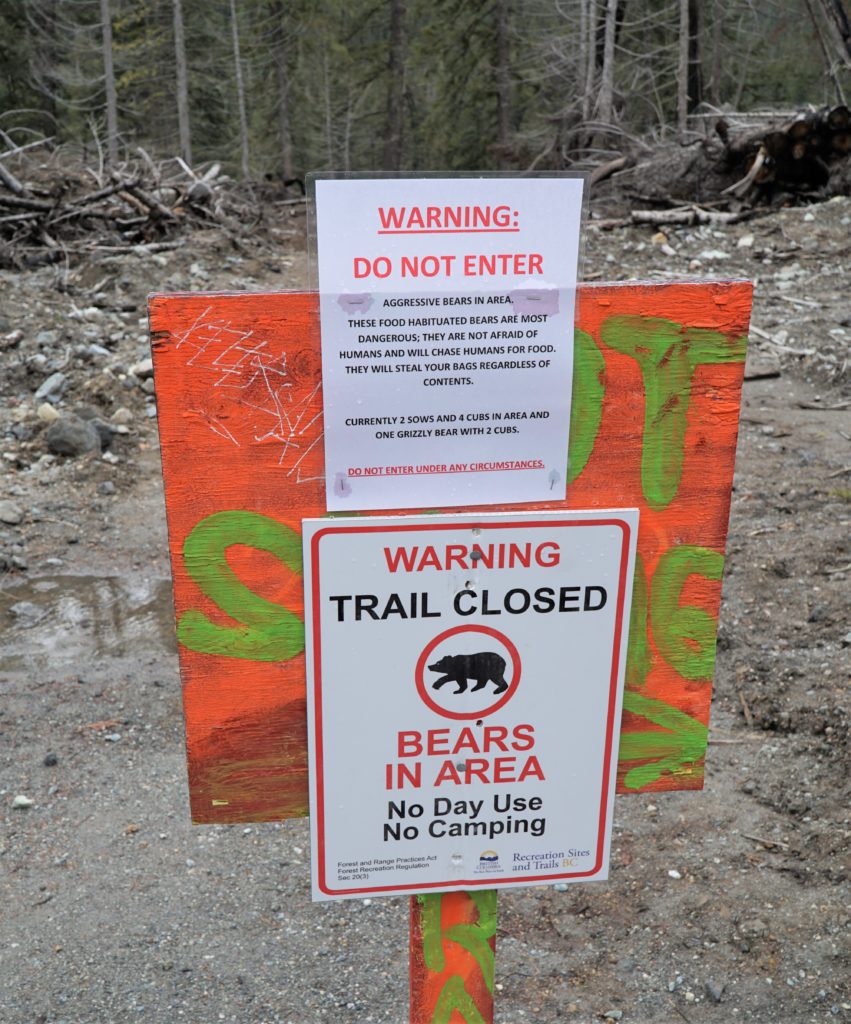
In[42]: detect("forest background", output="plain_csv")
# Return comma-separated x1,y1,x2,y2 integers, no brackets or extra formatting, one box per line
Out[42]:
1,0,851,181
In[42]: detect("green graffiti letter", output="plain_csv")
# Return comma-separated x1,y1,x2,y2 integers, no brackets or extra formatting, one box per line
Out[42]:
418,894,446,974
626,553,650,690
567,328,606,485
177,510,304,662
445,890,497,994
650,545,723,681
601,316,746,509
432,976,488,1024
619,691,708,789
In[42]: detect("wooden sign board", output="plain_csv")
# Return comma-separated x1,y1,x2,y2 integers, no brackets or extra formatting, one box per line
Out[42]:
149,281,752,1022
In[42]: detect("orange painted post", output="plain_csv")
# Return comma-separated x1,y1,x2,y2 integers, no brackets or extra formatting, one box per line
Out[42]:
149,281,752,1024
410,891,496,1024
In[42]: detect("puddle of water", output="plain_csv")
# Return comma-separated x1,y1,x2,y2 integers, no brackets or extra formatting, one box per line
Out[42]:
0,574,177,672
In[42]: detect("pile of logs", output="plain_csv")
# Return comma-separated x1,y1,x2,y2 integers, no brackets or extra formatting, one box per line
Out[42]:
591,104,851,222
718,104,851,197
0,144,304,269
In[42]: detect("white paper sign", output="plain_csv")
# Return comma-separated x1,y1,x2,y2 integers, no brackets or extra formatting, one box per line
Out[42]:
314,177,584,511
303,509,637,901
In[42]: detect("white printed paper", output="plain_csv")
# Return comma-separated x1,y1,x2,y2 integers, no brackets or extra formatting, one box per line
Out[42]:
303,509,638,901
314,177,584,511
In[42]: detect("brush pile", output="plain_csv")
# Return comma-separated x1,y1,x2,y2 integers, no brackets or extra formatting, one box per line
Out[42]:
0,144,304,270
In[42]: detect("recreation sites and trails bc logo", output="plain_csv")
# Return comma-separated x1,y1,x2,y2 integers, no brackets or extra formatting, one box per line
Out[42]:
415,624,521,720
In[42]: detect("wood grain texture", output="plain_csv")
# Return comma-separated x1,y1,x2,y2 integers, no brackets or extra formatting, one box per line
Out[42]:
148,281,752,825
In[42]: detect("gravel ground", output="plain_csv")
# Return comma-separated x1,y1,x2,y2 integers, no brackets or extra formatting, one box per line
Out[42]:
1,196,849,1023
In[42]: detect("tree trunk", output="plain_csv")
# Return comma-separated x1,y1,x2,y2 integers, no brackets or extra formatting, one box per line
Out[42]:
596,0,618,129
271,0,294,179
582,0,598,128
172,0,192,166
677,0,689,138
579,0,590,120
28,0,60,124
229,0,250,179
322,53,334,167
99,0,118,163
687,0,703,114
804,0,848,104
383,0,405,171
822,0,851,62
595,0,626,72
709,0,724,106
494,0,511,168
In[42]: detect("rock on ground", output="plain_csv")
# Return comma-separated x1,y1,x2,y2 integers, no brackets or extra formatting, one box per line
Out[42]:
45,414,101,456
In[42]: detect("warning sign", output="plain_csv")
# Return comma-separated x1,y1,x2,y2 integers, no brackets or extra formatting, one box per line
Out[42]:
303,510,638,901
313,176,584,511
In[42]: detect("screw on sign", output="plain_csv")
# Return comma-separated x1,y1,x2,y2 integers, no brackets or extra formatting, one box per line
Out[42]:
149,280,752,1022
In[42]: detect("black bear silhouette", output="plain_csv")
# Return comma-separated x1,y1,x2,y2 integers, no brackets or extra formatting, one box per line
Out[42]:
428,652,508,695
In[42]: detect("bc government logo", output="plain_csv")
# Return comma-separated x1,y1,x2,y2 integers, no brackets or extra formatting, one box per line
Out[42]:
476,849,501,873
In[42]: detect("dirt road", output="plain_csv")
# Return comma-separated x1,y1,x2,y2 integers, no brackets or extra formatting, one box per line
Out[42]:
1,199,849,1023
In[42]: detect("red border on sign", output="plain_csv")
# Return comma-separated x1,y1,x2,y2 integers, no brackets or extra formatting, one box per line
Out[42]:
309,516,632,897
414,624,522,720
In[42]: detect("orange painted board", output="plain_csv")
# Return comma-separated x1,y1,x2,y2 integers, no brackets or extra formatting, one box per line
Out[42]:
148,281,752,824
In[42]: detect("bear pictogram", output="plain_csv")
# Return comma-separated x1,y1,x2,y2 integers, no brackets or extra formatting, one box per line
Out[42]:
428,652,508,695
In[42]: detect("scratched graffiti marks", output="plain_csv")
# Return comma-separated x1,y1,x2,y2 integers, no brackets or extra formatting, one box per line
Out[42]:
174,307,323,481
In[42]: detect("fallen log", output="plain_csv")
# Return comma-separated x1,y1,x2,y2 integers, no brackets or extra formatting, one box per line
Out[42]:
116,176,179,222
589,155,629,186
721,148,767,197
0,160,26,196
0,193,53,212
630,205,753,226
69,178,140,207
0,137,54,160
